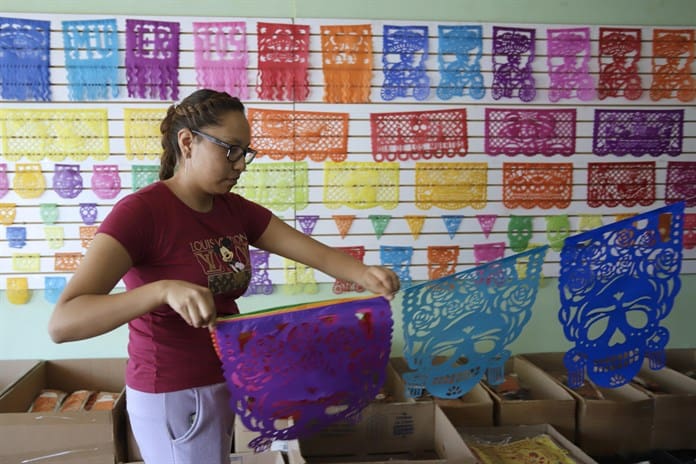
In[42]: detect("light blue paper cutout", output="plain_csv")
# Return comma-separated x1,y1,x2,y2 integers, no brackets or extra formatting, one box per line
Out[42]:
402,246,549,399
436,25,485,100
442,215,464,239
380,245,413,285
44,276,67,304
62,18,120,100
558,203,684,389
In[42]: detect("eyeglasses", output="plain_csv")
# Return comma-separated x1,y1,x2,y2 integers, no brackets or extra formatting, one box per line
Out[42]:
191,130,257,164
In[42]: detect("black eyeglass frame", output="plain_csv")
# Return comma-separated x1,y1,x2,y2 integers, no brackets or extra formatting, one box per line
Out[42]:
191,129,257,164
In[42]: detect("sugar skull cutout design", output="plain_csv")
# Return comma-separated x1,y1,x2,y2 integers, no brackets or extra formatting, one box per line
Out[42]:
558,203,684,388
402,246,549,399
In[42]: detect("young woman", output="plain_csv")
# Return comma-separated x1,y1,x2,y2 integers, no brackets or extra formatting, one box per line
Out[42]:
48,89,400,464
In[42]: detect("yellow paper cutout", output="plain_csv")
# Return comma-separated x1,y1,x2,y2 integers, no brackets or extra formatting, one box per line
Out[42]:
332,215,355,238
323,162,399,210
12,253,40,272
235,162,309,212
0,203,17,225
0,109,109,161
283,259,318,294
404,215,426,240
415,162,487,210
7,277,30,305
13,163,45,199
124,108,167,160
44,226,65,250
578,214,603,232
515,242,548,287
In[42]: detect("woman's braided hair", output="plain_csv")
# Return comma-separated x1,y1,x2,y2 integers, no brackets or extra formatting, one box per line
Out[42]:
159,89,245,180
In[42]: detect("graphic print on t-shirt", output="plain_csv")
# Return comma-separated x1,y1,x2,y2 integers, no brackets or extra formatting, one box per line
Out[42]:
190,234,251,295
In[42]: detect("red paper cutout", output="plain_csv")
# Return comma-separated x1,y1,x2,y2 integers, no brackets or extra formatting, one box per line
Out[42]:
502,163,573,209
256,22,310,101
587,162,656,208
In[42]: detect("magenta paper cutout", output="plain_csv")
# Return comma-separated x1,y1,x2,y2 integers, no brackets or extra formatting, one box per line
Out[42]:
256,22,310,101
666,162,696,207
91,164,121,200
485,108,576,156
212,296,393,451
370,108,468,162
547,27,595,102
125,19,180,100
243,249,273,296
491,26,536,102
442,215,464,239
474,242,506,264
587,162,656,208
684,214,696,250
597,28,643,100
476,214,497,238
0,163,8,198
193,21,248,99
593,109,684,157
296,215,319,235
333,246,366,294
52,164,83,199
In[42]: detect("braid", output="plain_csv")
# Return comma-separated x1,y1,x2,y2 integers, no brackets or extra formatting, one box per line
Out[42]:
158,89,246,180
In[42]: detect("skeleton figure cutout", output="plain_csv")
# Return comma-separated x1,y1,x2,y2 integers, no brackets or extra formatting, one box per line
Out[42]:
558,203,684,389
402,246,548,398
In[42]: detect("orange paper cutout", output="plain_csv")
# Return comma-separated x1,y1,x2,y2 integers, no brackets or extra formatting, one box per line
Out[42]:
427,245,459,279
248,108,349,162
332,214,355,238
54,252,83,271
650,29,696,102
320,24,373,103
79,226,98,249
503,162,573,209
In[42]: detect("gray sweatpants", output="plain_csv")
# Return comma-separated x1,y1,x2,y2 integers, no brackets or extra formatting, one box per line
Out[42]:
126,383,234,464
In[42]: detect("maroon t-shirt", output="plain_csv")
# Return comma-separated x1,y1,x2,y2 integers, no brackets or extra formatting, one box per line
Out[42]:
97,182,272,393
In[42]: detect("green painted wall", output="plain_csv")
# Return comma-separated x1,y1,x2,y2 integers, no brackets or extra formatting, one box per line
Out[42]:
1,0,694,360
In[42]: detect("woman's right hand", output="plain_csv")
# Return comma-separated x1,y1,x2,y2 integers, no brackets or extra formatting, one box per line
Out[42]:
162,280,217,329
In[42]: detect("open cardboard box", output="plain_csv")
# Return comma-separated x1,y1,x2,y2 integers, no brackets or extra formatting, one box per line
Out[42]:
664,348,696,379
630,359,696,451
458,424,597,464
234,361,413,454
482,355,576,443
520,352,654,458
0,358,128,464
289,401,477,464
390,357,494,427
0,359,41,396
122,450,286,464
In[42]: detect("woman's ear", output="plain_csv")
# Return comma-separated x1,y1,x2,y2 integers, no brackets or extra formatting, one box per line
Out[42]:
177,128,194,158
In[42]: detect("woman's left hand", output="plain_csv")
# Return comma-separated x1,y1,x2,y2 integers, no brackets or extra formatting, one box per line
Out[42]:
358,265,401,300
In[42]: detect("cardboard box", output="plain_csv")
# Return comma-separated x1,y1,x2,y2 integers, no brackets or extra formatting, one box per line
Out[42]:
290,401,477,463
520,352,654,457
122,450,285,464
390,357,494,427
0,358,128,464
0,359,40,396
630,360,696,450
665,348,696,378
458,424,597,464
482,356,576,443
234,362,411,454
